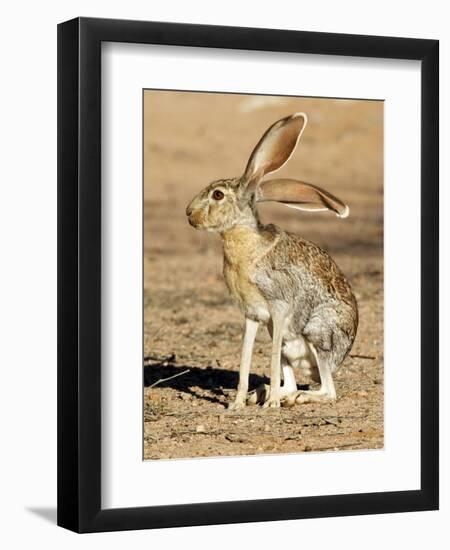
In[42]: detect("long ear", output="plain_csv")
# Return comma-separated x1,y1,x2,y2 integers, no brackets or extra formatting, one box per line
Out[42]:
257,178,349,218
243,113,307,189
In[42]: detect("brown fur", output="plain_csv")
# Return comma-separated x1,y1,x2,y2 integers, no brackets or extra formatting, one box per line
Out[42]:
268,231,356,307
222,225,278,313
262,229,358,338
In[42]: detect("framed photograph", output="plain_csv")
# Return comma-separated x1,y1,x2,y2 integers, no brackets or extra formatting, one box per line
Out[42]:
57,17,439,533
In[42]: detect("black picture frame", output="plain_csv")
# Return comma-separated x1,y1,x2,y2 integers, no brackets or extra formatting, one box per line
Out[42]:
57,17,439,533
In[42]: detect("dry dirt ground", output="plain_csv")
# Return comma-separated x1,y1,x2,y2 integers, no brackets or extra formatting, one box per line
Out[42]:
143,91,384,460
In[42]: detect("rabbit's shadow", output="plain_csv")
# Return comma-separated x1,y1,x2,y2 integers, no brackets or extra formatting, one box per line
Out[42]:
143,359,270,405
144,357,309,404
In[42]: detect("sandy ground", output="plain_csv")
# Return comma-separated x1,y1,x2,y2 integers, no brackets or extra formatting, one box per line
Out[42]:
143,91,384,460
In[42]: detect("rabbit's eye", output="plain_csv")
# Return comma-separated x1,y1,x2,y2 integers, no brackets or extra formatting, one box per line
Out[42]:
212,190,225,201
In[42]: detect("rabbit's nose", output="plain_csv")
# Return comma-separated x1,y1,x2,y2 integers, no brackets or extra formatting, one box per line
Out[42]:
186,206,193,217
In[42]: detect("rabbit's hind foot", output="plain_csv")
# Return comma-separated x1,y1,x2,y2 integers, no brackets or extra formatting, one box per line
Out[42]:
281,388,337,407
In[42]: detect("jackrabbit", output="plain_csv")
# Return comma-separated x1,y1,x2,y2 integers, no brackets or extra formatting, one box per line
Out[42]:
186,113,358,409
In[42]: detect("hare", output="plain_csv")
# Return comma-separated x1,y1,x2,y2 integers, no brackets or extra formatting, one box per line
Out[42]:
186,113,358,409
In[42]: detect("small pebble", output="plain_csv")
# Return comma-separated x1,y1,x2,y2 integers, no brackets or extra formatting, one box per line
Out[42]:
226,433,247,443
196,424,206,433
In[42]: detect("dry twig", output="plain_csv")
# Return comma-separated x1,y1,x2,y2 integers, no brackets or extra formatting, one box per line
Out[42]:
148,369,190,388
